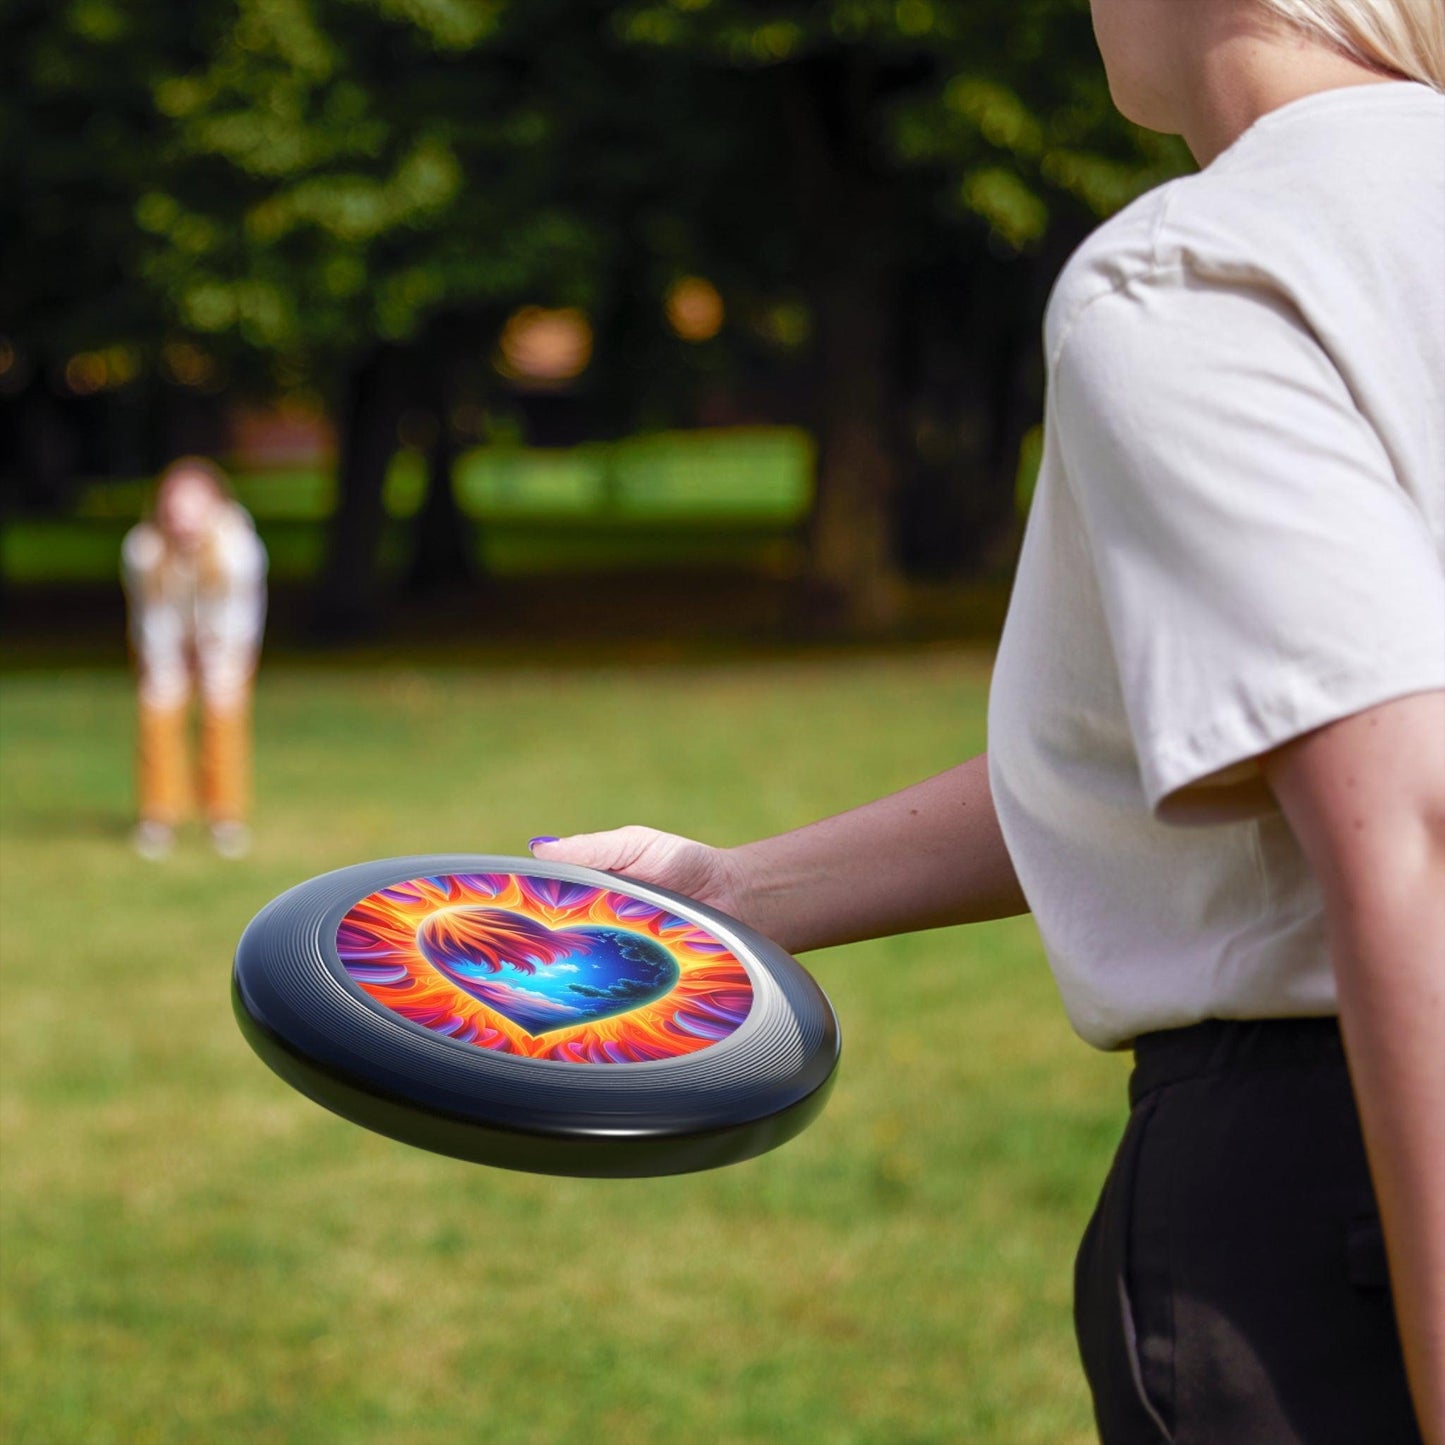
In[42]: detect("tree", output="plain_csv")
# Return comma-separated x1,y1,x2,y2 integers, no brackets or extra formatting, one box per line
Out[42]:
3,0,1191,631
608,0,1191,624
119,0,612,629
0,0,224,509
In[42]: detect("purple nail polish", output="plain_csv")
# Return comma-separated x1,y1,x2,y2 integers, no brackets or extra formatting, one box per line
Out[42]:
528,836,559,850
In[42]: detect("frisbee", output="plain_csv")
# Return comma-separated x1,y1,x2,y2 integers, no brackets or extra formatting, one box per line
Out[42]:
232,855,840,1177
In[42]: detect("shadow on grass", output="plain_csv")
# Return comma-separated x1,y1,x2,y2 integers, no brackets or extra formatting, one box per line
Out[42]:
0,806,135,842
0,570,1013,674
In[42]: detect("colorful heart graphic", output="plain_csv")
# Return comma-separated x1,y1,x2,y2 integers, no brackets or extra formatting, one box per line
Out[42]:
337,873,753,1063
416,906,680,1037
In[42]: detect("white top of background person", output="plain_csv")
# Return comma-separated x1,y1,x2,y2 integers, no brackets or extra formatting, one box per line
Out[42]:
122,457,267,859
532,0,1445,1435
123,457,267,709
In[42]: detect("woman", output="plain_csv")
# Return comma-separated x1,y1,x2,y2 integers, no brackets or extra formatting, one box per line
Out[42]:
530,1,1444,1440
122,457,267,860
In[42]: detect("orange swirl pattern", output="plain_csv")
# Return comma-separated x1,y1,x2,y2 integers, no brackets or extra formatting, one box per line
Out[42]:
336,872,754,1063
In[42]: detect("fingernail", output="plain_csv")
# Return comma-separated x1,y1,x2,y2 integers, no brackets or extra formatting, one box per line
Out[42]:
528,836,559,851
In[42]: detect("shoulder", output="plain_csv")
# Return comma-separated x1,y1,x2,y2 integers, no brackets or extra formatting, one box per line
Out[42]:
195,504,269,593
213,503,267,573
1047,83,1445,370
1043,181,1178,364
122,522,164,575
1043,143,1324,360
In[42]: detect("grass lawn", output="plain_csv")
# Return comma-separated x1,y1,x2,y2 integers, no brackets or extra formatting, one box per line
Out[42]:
1,429,815,585
0,650,1126,1444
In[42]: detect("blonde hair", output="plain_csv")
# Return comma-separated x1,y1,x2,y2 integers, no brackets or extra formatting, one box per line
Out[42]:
148,456,238,597
154,455,234,510
1257,0,1445,90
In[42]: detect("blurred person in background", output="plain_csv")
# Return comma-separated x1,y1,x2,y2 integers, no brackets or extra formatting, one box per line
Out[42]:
122,457,267,861
532,0,1445,1440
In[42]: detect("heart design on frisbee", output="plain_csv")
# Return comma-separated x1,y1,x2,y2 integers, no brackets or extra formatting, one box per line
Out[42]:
416,907,680,1036
335,872,753,1063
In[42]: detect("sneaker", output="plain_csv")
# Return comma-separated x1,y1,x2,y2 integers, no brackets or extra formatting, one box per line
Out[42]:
209,821,252,860
132,820,175,861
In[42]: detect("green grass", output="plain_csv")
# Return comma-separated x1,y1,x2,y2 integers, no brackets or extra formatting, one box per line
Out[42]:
0,514,806,585
66,428,814,525
3,429,815,585
0,652,1127,1444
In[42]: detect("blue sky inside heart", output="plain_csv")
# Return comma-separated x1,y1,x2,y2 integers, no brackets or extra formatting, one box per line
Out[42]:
431,924,681,1034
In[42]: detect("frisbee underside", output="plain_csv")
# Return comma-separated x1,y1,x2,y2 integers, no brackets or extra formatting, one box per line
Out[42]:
232,856,840,1177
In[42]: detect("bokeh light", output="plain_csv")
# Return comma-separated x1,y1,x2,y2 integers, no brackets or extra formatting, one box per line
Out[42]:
665,276,725,343
495,306,593,385
61,346,139,396
160,340,220,391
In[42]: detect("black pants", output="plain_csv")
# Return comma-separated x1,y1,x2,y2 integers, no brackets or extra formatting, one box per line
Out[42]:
1074,1018,1421,1445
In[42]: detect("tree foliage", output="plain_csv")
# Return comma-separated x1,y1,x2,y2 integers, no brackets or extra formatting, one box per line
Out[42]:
2,0,1193,625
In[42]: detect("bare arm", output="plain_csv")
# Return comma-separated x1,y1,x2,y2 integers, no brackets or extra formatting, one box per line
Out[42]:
726,753,1027,952
531,752,1028,955
1262,690,1445,1445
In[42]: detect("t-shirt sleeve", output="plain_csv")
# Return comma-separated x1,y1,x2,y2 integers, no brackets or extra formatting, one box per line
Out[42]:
120,523,162,594
1052,273,1445,824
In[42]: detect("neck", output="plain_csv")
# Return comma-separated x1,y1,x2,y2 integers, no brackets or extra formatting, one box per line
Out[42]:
1175,12,1403,167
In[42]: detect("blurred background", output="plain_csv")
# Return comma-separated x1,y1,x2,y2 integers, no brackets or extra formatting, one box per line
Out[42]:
1,2,1192,1441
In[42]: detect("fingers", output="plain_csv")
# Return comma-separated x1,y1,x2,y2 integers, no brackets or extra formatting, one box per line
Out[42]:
528,826,655,872
527,826,739,918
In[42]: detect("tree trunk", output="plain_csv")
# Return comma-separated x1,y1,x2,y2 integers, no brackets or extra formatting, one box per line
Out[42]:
782,56,907,633
313,345,405,640
806,266,904,630
405,382,474,595
894,247,1042,579
7,371,79,515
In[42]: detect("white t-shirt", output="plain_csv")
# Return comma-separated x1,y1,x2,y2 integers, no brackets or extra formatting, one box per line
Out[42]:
988,81,1445,1050
122,503,268,708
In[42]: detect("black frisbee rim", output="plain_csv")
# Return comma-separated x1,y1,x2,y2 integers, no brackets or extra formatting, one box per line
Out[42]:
232,855,840,1177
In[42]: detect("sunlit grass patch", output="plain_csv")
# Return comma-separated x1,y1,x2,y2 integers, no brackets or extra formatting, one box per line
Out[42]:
1,653,1124,1443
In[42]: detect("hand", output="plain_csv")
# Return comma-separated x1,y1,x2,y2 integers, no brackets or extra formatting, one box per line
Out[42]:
529,826,755,926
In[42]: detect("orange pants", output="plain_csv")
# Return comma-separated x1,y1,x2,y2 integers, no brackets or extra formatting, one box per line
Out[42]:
137,692,251,826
